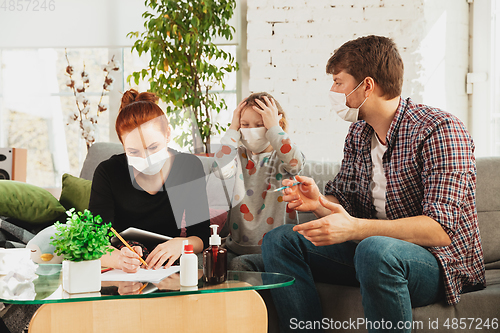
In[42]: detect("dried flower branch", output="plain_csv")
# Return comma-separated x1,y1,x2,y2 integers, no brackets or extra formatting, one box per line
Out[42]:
64,49,120,150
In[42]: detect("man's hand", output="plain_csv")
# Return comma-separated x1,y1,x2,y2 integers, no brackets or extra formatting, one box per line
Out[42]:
252,96,282,130
293,196,359,246
229,99,247,131
282,175,321,212
146,238,185,269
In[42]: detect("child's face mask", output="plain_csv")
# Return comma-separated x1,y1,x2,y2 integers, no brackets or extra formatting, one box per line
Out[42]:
240,127,270,153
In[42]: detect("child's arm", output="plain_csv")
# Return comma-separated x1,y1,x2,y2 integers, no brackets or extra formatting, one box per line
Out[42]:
266,125,305,175
212,100,247,179
251,96,305,175
212,129,240,179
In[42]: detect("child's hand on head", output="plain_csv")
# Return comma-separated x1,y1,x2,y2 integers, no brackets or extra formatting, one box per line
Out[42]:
229,99,247,131
252,96,283,130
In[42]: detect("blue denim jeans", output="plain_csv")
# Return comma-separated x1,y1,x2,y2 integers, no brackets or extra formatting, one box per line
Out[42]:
226,248,265,272
261,225,444,333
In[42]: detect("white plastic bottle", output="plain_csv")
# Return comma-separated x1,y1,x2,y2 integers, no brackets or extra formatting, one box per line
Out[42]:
180,244,198,288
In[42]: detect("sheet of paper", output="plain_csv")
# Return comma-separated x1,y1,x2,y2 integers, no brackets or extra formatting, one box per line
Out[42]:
100,266,180,283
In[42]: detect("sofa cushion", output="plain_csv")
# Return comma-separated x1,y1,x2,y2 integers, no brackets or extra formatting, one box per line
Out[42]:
0,180,66,223
477,211,500,266
302,160,340,195
475,157,500,266
476,157,500,212
59,173,92,213
412,269,500,332
80,142,124,181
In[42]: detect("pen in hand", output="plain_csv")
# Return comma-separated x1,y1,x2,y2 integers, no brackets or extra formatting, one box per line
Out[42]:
110,227,149,268
270,182,302,192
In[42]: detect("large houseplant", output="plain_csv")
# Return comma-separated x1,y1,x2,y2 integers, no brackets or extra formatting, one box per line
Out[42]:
128,0,238,154
51,209,113,293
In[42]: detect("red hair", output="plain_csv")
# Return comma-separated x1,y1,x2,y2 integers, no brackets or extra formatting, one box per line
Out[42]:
115,89,169,143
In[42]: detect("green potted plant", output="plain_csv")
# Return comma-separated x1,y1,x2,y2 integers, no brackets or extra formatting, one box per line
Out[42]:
128,0,238,154
50,208,113,294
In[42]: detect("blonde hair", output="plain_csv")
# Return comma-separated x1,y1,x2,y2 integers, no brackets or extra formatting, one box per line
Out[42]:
244,92,288,132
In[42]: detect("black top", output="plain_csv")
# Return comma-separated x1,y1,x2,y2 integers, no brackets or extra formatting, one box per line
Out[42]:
88,149,210,250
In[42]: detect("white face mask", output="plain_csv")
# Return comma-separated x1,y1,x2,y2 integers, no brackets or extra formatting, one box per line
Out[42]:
240,127,270,153
328,80,368,122
127,148,169,176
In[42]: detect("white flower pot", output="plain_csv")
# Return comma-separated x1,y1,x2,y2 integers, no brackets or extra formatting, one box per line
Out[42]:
62,259,101,294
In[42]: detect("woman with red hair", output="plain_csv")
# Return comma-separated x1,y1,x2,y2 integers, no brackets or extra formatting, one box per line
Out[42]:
89,89,210,273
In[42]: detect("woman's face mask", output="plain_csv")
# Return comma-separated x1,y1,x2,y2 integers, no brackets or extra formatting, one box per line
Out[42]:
126,148,169,175
123,123,170,176
328,79,368,122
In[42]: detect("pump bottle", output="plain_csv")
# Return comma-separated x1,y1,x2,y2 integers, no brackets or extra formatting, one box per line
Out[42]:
203,225,227,284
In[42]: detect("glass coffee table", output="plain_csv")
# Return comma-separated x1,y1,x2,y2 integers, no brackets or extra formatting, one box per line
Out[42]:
1,264,294,333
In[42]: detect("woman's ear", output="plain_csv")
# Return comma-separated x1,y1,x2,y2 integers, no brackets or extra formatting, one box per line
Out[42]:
166,125,173,143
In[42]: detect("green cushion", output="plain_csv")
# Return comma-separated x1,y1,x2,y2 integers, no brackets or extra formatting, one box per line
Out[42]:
0,180,66,223
59,173,92,213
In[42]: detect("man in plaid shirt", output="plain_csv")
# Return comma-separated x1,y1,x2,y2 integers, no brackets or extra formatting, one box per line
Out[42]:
262,35,485,333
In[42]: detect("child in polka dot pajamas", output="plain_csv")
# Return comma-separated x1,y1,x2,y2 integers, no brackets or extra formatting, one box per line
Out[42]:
213,92,305,271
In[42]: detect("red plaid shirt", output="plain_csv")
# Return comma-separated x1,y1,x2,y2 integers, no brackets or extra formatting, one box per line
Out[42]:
325,97,485,305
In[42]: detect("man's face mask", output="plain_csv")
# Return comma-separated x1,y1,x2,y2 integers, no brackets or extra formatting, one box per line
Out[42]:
328,79,368,122
240,127,270,153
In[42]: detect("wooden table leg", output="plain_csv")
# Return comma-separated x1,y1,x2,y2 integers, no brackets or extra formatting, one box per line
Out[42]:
28,290,267,333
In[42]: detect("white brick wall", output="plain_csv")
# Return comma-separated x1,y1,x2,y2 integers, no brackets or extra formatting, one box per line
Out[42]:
246,0,469,163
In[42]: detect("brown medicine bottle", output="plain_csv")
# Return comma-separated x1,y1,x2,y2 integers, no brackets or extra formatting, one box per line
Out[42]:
203,225,227,284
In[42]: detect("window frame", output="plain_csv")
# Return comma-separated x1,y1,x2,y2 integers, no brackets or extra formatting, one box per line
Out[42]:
0,1,245,186
469,0,498,156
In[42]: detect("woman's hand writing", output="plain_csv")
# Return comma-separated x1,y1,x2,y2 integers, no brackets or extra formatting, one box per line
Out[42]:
117,246,143,273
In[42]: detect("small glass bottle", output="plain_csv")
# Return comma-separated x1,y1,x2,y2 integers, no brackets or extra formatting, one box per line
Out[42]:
203,225,227,284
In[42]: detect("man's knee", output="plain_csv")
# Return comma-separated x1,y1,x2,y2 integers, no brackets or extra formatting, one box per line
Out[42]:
354,236,402,284
262,224,296,252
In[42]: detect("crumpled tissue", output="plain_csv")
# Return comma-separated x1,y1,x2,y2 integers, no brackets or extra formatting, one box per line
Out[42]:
0,249,38,300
